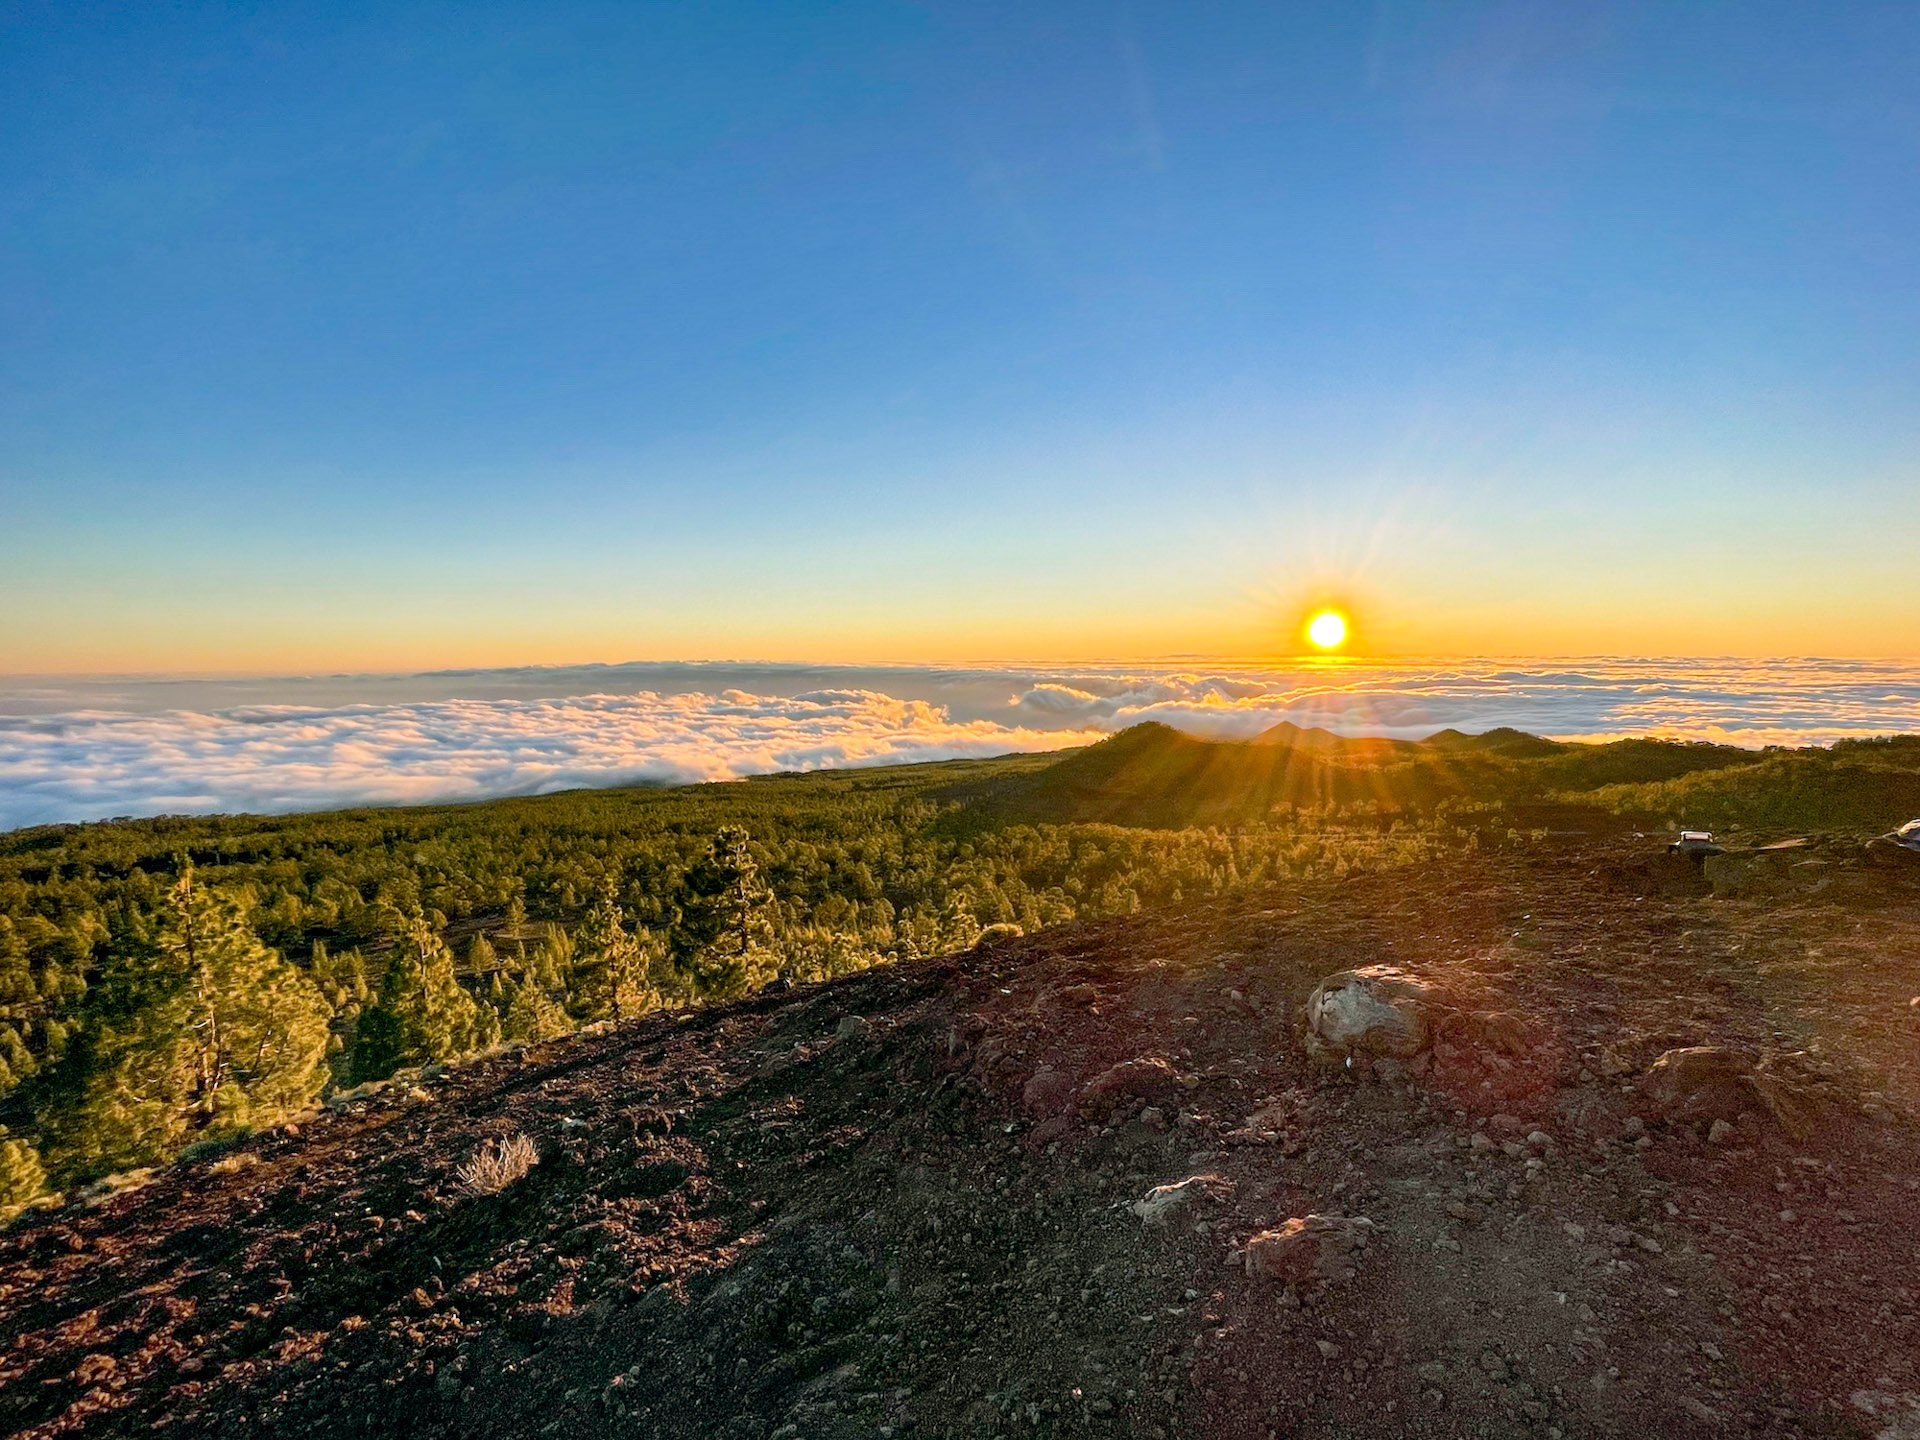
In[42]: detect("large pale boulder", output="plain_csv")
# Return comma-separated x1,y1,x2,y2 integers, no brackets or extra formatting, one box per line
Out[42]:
1244,1213,1376,1286
1305,966,1442,1061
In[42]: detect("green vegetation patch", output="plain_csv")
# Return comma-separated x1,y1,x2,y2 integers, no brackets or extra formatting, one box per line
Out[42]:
1,723,1913,1206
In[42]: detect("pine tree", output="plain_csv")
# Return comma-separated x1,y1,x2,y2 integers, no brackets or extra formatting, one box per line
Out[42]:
0,1023,34,1096
0,1127,47,1222
352,915,488,1082
465,932,498,979
499,971,573,1043
45,869,332,1175
570,887,646,1023
669,827,776,999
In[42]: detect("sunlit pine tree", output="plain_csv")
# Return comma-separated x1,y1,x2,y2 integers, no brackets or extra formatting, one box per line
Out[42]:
48,868,332,1174
569,887,646,1023
0,1127,48,1221
669,827,776,999
352,914,492,1081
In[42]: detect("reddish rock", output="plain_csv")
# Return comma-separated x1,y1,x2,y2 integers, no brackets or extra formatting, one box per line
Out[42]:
1082,1056,1181,1113
1021,1068,1077,1119
1244,1214,1376,1286
1641,1046,1817,1138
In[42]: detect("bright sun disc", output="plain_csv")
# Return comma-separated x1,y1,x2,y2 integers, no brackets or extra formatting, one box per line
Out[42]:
1306,609,1348,650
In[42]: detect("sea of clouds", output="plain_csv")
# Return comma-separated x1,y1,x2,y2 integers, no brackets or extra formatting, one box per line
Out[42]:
2,657,1917,831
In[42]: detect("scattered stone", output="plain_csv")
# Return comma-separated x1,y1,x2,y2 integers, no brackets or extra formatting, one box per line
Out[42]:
1849,1389,1920,1438
1679,1395,1720,1425
1708,1119,1737,1145
835,1015,872,1040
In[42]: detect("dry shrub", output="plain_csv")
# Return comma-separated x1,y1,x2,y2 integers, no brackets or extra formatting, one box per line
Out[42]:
456,1133,538,1196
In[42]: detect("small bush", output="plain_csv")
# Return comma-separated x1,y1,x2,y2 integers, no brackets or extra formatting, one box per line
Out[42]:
456,1133,538,1195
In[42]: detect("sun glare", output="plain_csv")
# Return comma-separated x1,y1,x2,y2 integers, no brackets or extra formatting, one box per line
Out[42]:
1306,609,1349,650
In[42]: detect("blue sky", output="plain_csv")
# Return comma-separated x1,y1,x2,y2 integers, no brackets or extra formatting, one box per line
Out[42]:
4,1,1917,669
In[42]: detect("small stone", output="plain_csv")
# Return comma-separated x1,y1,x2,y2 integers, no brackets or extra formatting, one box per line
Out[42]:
836,1015,872,1040
1708,1119,1736,1145
1131,1174,1231,1225
1778,1209,1796,1223
1470,1133,1495,1153
1317,1340,1341,1359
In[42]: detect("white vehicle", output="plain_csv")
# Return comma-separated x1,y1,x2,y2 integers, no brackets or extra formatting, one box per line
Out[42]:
1667,830,1724,857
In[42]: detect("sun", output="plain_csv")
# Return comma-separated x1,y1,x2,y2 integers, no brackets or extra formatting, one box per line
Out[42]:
1305,608,1349,650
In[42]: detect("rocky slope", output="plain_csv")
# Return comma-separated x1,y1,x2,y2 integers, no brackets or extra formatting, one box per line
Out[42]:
4,839,1919,1440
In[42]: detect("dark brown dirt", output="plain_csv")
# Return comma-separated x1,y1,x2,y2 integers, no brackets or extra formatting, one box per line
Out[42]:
4,840,1919,1440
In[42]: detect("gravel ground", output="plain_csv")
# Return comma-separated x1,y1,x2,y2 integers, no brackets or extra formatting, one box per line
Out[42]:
3,838,1918,1440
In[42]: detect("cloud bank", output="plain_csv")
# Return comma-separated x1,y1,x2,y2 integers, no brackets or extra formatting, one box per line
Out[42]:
1006,658,1920,748
0,689,1103,831
2,658,1916,831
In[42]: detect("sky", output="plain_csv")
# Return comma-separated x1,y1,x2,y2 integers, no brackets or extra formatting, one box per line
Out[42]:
4,0,1919,672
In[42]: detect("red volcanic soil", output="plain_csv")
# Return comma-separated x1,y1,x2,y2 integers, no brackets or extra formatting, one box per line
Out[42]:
4,841,1919,1439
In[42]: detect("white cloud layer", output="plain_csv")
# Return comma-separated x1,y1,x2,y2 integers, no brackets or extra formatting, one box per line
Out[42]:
1006,658,1920,747
0,689,1103,831
2,658,1916,831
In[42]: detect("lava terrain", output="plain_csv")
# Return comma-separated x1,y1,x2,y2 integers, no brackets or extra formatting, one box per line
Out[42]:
4,839,1919,1439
